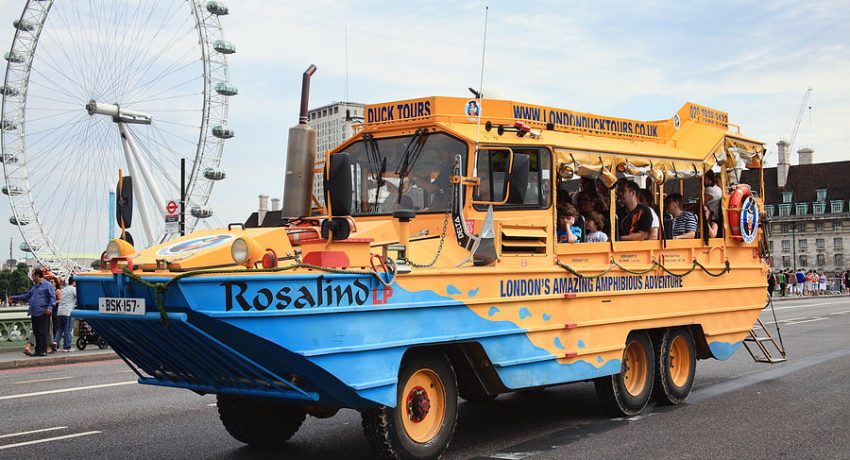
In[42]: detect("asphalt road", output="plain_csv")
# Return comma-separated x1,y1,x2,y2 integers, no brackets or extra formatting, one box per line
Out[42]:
1,295,848,460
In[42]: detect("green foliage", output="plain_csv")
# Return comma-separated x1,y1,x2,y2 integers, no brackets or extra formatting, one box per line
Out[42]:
2,264,33,304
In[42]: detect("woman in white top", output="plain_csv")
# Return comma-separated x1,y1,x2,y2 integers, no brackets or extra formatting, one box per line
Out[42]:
703,170,723,215
638,189,660,240
53,277,77,352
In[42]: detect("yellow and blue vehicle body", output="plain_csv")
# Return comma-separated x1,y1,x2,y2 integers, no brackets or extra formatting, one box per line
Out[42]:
74,96,768,411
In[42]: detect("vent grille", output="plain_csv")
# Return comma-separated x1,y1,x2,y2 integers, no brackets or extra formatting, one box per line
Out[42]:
500,225,548,255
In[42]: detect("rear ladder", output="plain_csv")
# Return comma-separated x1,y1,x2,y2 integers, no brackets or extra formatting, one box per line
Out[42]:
744,316,787,364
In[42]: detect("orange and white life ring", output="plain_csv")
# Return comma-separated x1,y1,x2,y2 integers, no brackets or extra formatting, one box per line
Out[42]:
727,184,759,243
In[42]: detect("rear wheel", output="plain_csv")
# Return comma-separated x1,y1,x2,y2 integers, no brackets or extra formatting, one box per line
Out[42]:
217,394,306,447
76,337,87,350
362,352,458,460
595,331,655,417
653,327,696,405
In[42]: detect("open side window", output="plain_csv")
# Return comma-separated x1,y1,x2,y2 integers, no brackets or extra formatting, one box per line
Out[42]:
473,147,551,211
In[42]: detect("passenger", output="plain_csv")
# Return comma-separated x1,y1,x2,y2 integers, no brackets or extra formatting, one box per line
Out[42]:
703,170,722,215
584,211,608,243
666,193,698,239
556,203,582,243
702,205,719,238
638,189,660,240
615,181,653,241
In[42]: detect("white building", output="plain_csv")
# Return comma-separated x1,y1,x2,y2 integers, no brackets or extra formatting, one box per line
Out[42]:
308,102,364,205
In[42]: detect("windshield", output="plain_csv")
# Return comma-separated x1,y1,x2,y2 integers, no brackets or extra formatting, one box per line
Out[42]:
338,132,467,216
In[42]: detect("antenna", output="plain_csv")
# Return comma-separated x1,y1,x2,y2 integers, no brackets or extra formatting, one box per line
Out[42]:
473,3,489,164
344,26,350,120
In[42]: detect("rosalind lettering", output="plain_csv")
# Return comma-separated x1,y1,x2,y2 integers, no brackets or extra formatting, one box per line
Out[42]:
222,275,370,311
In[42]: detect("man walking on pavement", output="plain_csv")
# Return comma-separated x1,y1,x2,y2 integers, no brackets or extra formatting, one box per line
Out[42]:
8,269,55,356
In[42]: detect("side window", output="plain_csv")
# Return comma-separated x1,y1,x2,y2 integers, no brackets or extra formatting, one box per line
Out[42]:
473,148,551,210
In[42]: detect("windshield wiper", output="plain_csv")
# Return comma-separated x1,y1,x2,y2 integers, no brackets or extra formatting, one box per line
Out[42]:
395,128,428,205
363,133,385,212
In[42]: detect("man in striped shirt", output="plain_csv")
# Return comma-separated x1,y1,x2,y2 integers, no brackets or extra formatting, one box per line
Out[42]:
666,193,698,239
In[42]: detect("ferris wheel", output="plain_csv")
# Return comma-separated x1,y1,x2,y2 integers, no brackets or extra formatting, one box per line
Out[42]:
1,0,236,275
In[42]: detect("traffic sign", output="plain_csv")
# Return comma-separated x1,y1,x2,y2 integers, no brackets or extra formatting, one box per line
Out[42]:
166,200,178,215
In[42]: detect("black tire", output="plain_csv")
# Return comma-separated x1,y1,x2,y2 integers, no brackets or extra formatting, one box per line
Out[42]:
594,331,655,417
217,394,306,447
76,337,87,350
362,352,458,460
652,327,696,405
97,337,108,349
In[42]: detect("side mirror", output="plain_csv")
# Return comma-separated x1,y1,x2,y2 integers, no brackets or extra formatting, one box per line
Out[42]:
116,175,133,228
507,153,530,204
326,153,352,216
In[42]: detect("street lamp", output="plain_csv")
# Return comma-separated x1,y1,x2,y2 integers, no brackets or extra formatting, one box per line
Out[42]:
791,223,797,271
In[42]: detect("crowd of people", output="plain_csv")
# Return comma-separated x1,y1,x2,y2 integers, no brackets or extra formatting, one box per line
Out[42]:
7,268,77,357
556,173,722,244
768,268,850,298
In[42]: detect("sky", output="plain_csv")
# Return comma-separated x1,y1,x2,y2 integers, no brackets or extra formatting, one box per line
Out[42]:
0,0,848,263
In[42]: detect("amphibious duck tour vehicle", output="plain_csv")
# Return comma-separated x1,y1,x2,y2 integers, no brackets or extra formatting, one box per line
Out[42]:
76,67,773,459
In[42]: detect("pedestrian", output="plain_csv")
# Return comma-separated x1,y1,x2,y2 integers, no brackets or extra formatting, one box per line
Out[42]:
53,276,76,352
767,271,776,298
789,269,798,296
777,270,787,298
818,271,827,295
795,269,805,297
8,269,55,357
844,270,850,294
49,277,63,352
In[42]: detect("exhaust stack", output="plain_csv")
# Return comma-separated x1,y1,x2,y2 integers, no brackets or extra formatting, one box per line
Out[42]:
282,64,318,218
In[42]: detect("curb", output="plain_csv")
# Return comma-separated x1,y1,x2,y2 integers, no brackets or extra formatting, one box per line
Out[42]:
0,350,119,371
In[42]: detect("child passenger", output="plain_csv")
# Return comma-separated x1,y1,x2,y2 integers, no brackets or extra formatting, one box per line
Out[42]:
584,211,608,243
557,204,582,243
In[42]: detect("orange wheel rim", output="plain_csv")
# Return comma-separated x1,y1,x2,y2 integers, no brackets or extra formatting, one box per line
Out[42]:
668,335,691,388
623,340,648,396
401,368,446,443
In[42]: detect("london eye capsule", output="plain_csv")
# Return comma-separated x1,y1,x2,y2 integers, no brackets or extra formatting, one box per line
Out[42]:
212,125,234,139
212,40,236,55
13,19,35,32
0,85,19,96
0,153,19,164
4,51,25,64
2,185,23,196
9,216,31,225
190,205,213,219
2,119,18,130
203,167,226,180
205,1,229,15
19,242,37,252
214,82,238,96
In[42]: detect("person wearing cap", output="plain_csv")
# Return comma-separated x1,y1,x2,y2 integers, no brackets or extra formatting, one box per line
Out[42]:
8,268,55,356
54,276,77,352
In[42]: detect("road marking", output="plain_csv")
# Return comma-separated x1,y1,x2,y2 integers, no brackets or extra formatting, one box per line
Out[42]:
785,317,828,325
207,403,217,407
771,301,844,311
0,427,66,439
488,451,543,459
14,376,73,385
0,431,101,450
0,381,135,401
830,310,850,315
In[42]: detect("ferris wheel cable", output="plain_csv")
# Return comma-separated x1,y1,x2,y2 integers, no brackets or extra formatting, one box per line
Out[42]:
123,50,201,103
119,16,196,92
132,132,183,193
19,108,80,124
19,113,89,155
125,89,204,107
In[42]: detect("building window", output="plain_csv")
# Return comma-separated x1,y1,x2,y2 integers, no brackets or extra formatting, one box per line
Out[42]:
836,254,844,268
817,254,825,267
831,200,844,213
796,203,809,215
816,189,827,202
781,224,791,233
835,238,844,251
816,238,825,251
782,256,791,268
779,204,791,217
813,202,826,215
766,205,775,217
782,240,791,252
815,222,824,232
782,192,793,203
769,241,774,252
799,239,808,251
835,221,844,231
799,255,807,267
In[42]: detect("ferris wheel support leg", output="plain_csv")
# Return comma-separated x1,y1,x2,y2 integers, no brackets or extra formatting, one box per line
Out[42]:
118,123,168,217
118,124,156,245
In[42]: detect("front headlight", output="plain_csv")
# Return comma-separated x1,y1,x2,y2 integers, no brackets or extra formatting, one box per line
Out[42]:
105,238,135,259
231,238,252,265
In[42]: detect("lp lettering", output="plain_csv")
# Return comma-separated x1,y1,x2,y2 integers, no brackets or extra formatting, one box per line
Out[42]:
372,286,393,305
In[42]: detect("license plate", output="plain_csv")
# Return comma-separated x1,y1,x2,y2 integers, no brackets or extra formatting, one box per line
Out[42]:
98,297,146,315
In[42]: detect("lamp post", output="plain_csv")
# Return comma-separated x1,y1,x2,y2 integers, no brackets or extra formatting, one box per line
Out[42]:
791,221,797,271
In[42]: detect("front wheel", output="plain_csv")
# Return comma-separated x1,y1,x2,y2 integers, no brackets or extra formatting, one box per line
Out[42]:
76,337,87,350
362,352,458,460
217,394,306,447
595,331,655,417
